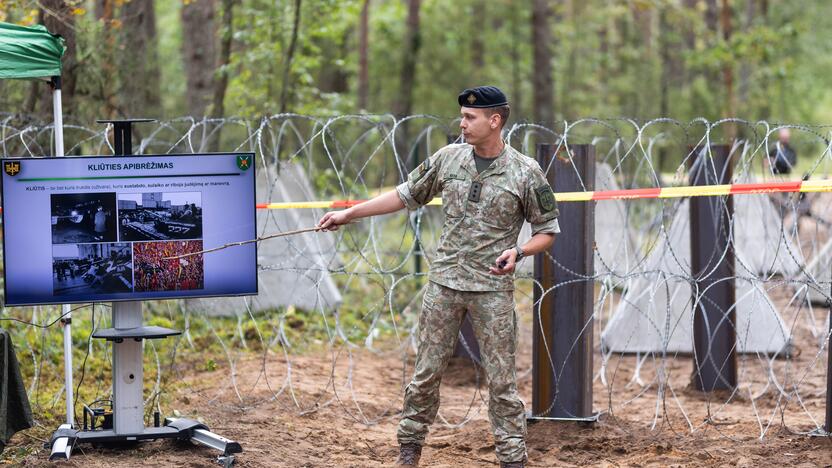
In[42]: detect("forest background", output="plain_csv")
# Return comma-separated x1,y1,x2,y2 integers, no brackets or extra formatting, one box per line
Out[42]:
0,0,830,128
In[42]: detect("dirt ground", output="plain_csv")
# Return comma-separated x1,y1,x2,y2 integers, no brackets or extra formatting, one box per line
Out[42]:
8,193,832,467
10,308,832,468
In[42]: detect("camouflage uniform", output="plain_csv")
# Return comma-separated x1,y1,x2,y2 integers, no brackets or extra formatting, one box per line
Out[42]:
395,143,560,463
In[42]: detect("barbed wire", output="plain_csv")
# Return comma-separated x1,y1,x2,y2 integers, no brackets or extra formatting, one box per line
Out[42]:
0,114,830,445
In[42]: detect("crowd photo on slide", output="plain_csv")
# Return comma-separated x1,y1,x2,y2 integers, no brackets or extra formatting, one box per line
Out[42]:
133,240,205,292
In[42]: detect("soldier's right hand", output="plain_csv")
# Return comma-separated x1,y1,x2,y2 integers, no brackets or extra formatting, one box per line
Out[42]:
317,209,351,231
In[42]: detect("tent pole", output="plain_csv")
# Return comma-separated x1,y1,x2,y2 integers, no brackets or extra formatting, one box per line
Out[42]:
52,76,64,157
51,75,73,428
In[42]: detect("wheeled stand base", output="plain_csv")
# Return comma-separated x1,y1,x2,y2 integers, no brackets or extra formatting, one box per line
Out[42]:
49,417,242,465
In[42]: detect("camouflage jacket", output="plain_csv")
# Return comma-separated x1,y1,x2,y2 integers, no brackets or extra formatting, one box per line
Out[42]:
396,143,560,291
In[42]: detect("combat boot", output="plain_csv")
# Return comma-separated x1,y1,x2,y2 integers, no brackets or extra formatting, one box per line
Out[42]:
395,443,422,466
500,461,525,468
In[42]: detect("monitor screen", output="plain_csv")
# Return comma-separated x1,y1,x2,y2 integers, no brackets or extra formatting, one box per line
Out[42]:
1,153,258,306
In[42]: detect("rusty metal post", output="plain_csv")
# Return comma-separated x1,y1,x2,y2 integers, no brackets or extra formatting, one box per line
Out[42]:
531,144,595,420
689,145,738,392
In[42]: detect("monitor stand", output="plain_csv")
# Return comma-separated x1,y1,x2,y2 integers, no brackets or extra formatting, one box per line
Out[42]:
48,301,242,466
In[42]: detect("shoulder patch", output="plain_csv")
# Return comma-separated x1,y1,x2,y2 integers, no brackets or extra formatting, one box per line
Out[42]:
535,184,556,213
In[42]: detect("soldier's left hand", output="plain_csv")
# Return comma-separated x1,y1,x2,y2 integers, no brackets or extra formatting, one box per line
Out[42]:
490,248,517,275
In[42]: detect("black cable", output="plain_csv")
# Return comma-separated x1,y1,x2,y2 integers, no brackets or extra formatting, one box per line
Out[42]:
73,303,96,422
0,303,105,425
0,303,109,328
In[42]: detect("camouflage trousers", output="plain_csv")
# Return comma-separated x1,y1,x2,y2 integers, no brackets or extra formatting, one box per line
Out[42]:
397,281,527,463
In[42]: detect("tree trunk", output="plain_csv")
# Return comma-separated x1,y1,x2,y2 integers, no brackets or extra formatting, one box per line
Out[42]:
705,0,719,32
631,1,652,54
41,0,77,118
94,0,119,118
614,6,638,115
94,0,107,19
393,0,421,117
721,0,736,138
357,0,370,110
181,0,217,117
758,0,769,118
532,0,554,125
209,0,235,152
700,0,721,118
562,0,580,119
318,29,351,94
392,0,420,170
659,7,671,119
119,0,161,118
738,0,754,106
24,81,39,115
598,19,608,98
509,3,523,118
683,0,697,50
658,5,673,174
267,1,278,104
681,0,697,96
471,0,485,77
279,0,303,114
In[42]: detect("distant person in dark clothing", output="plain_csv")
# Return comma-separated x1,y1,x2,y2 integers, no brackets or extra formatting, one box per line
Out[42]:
768,128,797,175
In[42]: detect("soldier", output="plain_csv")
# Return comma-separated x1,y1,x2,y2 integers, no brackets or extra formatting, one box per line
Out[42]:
317,86,559,468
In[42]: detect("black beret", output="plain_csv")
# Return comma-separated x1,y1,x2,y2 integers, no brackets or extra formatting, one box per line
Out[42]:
458,86,508,108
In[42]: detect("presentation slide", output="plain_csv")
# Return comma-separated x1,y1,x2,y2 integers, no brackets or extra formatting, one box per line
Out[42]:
1,153,257,306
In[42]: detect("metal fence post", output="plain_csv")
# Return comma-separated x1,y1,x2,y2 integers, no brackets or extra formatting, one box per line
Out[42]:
531,143,595,420
689,145,738,392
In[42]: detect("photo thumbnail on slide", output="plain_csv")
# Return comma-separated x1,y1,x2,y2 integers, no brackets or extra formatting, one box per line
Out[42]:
118,192,203,241
51,193,117,244
134,240,204,292
52,243,133,295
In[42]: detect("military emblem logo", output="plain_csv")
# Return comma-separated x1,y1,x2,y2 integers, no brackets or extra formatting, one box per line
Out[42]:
467,93,476,105
4,160,20,176
236,155,251,170
536,185,556,213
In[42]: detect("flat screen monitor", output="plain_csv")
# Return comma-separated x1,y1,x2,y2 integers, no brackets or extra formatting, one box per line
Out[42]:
1,153,257,306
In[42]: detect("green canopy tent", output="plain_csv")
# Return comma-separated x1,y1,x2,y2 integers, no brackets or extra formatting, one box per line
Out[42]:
0,21,74,438
0,23,66,153
0,22,65,80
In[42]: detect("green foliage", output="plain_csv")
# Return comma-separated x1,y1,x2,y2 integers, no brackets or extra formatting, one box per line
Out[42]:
1,0,830,124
